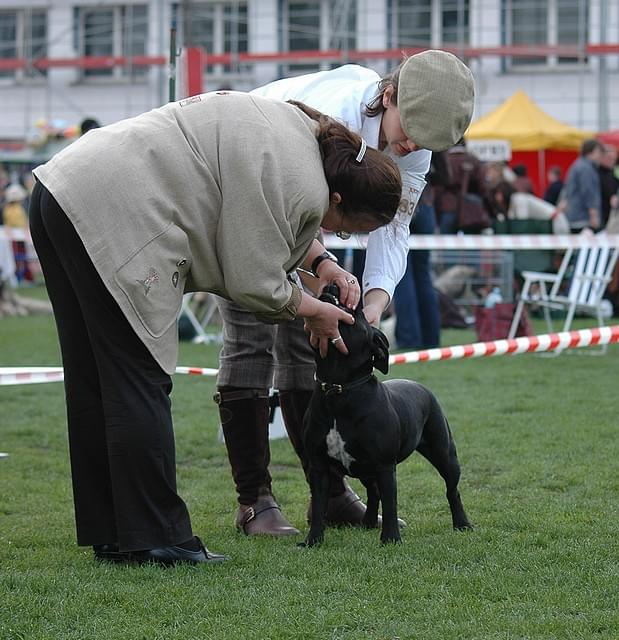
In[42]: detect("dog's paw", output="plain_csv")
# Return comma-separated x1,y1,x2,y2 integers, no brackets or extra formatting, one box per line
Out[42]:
361,518,380,529
380,535,402,545
454,521,474,531
297,537,323,548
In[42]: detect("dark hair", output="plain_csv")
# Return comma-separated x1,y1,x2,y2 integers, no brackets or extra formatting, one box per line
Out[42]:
288,100,402,229
548,165,562,179
80,117,100,135
363,60,405,118
580,138,602,157
512,164,527,177
491,180,516,213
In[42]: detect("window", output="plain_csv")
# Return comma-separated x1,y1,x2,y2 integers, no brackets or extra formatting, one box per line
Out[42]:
183,2,248,76
442,0,470,47
0,8,47,80
389,0,469,49
75,5,148,79
282,0,357,74
391,0,431,48
504,0,589,68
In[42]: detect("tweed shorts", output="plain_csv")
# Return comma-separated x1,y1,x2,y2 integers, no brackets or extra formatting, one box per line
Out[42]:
215,297,315,391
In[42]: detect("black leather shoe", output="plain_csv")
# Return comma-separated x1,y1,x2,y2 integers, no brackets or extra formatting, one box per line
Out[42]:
93,543,130,563
132,537,229,566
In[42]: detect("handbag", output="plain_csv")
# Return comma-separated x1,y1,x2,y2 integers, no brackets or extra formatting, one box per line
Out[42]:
457,166,492,233
474,302,532,341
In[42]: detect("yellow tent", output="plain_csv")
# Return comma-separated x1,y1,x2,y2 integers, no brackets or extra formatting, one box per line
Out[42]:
465,90,594,151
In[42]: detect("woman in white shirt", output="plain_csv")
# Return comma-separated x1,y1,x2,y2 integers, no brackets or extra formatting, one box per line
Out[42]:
215,51,475,537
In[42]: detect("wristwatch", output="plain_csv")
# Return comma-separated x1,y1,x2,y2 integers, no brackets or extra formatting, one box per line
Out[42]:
310,251,338,278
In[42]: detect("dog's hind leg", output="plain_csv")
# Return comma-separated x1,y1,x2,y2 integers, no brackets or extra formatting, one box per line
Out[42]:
376,466,401,544
358,477,380,529
417,413,472,531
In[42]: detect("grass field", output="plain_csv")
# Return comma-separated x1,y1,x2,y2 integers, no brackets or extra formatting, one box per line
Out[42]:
1,284,618,639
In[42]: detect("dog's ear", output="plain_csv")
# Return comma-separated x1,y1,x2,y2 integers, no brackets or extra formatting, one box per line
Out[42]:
371,327,390,374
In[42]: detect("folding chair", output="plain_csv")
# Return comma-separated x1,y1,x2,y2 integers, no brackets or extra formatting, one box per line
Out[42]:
508,243,619,352
179,293,222,344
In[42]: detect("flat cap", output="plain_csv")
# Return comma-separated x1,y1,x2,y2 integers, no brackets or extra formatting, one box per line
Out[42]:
398,50,475,152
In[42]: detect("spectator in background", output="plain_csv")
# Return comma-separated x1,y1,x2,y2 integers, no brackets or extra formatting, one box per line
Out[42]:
598,145,619,228
437,138,489,234
512,164,535,194
2,182,33,283
563,139,604,233
543,166,564,205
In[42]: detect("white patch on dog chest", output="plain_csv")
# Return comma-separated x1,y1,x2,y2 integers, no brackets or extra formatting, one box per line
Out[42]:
326,425,355,472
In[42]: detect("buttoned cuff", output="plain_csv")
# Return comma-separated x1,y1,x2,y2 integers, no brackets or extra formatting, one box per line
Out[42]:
253,283,303,324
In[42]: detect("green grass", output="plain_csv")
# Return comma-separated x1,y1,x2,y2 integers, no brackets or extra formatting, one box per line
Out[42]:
1,284,619,639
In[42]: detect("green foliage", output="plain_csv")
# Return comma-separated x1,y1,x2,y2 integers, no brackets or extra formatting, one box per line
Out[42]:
1,289,618,639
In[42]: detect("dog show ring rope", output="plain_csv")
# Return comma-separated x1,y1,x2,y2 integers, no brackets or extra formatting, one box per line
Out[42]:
2,325,618,386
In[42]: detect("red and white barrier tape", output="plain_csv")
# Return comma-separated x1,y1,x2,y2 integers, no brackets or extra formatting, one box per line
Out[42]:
3,326,618,386
0,366,65,386
4,226,619,250
389,325,619,365
323,232,619,250
174,366,219,377
0,365,219,386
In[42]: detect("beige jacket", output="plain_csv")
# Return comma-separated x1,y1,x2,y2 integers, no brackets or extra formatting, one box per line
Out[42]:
34,92,328,373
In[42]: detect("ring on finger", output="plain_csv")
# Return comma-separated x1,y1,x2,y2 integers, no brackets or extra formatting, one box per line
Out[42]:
330,336,343,345
346,278,356,284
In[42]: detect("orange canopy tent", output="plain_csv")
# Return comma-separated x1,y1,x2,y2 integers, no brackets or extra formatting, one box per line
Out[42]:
465,90,594,194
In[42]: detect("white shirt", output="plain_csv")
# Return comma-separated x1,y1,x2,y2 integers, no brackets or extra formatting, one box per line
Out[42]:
251,64,431,301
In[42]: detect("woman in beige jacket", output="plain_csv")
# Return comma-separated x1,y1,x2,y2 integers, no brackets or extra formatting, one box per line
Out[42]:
29,91,401,566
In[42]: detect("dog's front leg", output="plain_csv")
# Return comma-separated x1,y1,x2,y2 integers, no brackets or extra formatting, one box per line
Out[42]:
300,461,330,547
360,477,380,529
376,465,401,544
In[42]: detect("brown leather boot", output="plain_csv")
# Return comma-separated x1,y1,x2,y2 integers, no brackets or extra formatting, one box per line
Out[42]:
235,488,299,536
217,387,299,537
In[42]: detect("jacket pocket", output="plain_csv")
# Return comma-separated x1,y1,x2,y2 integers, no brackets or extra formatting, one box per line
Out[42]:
114,224,192,338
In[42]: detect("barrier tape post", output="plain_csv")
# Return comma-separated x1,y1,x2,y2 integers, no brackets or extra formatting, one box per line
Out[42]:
2,326,618,386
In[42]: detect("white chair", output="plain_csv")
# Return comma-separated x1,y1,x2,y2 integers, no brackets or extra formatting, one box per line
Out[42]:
508,242,619,350
179,293,222,344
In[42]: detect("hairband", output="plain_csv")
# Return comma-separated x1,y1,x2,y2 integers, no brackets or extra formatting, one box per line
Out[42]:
355,138,367,163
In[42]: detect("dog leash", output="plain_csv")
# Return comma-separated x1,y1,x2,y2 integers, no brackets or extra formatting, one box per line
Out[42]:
315,373,375,397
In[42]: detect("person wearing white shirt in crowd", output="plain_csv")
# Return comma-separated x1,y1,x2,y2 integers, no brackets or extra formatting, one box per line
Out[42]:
214,50,475,536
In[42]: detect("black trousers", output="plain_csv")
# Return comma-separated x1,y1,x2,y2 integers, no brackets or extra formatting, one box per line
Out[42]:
29,181,193,551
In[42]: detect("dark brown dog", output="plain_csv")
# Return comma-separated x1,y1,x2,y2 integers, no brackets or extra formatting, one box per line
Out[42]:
301,285,472,546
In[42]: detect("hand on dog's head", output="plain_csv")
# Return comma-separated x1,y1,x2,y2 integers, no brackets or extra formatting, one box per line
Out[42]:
318,284,390,376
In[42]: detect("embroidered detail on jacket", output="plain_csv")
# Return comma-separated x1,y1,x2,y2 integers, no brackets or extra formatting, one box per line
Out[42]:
137,268,160,296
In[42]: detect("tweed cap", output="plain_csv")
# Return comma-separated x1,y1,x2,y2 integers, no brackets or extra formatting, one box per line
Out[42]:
398,50,475,152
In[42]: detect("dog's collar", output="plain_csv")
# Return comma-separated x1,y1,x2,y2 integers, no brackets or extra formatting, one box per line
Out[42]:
315,373,374,397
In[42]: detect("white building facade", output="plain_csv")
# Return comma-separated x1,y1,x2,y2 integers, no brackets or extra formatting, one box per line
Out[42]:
0,0,618,141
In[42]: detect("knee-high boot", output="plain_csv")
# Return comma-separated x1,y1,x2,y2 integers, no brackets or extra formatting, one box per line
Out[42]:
278,389,373,527
216,386,299,536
